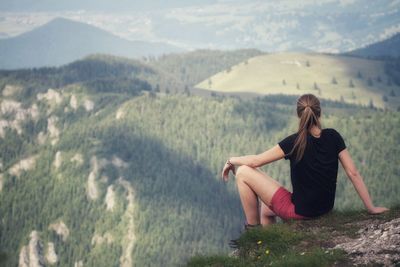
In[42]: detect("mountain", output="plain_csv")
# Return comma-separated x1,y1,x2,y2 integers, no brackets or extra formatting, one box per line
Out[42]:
346,33,400,58
195,52,400,110
0,52,399,266
0,17,184,70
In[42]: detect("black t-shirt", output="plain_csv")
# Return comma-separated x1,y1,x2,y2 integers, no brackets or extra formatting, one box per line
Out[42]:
278,128,347,217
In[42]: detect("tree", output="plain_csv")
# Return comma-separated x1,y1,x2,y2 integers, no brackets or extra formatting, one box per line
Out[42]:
313,82,319,90
331,77,338,84
282,79,286,86
368,98,374,109
352,91,356,99
382,95,388,102
389,89,396,97
208,79,212,88
357,71,363,79
340,95,344,102
306,60,310,67
376,75,382,83
296,83,300,90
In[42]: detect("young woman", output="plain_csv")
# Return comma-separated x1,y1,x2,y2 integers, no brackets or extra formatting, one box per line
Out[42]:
221,94,388,229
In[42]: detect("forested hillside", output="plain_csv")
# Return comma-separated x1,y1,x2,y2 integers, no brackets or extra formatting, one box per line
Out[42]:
0,52,399,266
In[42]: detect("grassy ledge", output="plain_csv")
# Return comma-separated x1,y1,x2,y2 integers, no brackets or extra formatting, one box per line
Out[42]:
186,207,400,267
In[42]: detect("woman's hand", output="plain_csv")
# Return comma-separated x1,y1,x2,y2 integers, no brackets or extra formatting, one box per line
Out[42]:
368,206,389,215
221,160,236,182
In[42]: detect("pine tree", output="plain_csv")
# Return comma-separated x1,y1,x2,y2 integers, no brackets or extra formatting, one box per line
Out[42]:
331,77,338,84
349,79,355,88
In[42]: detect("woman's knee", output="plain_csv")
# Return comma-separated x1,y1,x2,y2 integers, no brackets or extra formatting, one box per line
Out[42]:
235,165,253,180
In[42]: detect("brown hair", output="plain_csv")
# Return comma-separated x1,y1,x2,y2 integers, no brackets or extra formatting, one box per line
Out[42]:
288,94,321,163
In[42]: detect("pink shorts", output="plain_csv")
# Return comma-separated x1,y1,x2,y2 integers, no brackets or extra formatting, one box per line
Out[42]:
269,187,308,220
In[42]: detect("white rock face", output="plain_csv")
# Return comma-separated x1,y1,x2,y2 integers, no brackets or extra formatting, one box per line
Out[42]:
111,155,129,169
84,99,94,111
2,84,23,96
48,221,69,241
87,171,99,200
105,185,115,211
53,151,62,170
0,120,10,138
18,246,29,267
9,155,37,177
47,116,60,145
335,218,400,266
0,173,3,192
74,260,83,267
91,232,114,246
45,242,58,265
116,108,124,119
37,89,63,104
1,99,21,114
18,231,45,267
118,177,137,267
37,132,47,145
53,151,62,169
70,95,78,110
70,153,84,166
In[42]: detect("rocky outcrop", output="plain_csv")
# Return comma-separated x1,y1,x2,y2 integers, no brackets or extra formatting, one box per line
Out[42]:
70,153,84,166
91,232,114,246
47,116,60,145
18,231,45,267
53,151,62,170
48,221,69,242
69,95,78,110
45,242,58,265
9,155,38,177
37,89,63,105
105,185,116,211
335,218,400,266
84,99,94,111
118,177,137,267
2,84,23,96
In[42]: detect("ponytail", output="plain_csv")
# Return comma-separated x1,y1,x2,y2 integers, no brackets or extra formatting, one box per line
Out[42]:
288,94,321,163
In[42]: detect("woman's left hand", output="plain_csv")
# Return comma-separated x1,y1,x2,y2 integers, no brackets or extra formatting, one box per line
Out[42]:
221,160,235,182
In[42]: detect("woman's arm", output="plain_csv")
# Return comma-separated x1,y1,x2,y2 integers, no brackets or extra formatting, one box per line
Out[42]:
338,148,388,214
229,144,285,168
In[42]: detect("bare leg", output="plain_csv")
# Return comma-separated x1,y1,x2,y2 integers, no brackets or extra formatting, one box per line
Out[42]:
260,201,276,226
235,165,282,225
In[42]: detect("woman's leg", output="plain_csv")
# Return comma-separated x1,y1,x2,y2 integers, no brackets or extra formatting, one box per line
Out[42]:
235,165,282,225
260,201,277,226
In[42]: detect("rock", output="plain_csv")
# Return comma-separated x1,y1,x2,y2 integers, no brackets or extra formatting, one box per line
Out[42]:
70,153,84,166
111,155,129,169
9,155,38,177
47,116,60,145
84,99,94,111
105,185,116,211
45,242,58,265
37,89,62,104
0,173,3,192
116,108,124,119
91,232,114,246
335,218,400,266
53,151,62,170
48,221,69,241
70,95,78,110
1,99,21,114
74,260,83,267
18,231,45,267
2,84,23,96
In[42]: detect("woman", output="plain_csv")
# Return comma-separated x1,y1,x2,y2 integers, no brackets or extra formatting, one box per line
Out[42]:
221,94,388,229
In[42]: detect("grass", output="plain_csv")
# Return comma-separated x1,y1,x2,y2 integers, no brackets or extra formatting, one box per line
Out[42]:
186,207,400,267
195,52,400,110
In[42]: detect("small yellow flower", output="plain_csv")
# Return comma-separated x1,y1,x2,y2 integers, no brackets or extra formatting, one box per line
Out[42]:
265,249,270,255
257,240,262,245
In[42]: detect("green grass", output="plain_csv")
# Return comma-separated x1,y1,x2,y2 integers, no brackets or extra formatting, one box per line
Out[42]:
186,207,400,267
195,52,400,109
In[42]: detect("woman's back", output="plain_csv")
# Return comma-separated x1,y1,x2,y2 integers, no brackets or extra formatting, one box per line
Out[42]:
278,128,346,217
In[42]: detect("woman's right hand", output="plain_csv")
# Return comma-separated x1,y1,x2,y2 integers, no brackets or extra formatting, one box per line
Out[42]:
368,206,389,215
221,161,235,182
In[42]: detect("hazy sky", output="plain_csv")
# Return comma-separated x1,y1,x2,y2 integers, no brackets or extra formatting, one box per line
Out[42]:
0,0,399,52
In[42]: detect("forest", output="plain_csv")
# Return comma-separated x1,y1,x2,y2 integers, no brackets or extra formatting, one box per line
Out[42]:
0,51,398,266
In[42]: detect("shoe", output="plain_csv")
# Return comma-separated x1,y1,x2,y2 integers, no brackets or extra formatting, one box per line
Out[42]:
229,222,261,248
